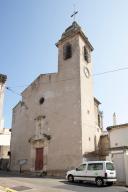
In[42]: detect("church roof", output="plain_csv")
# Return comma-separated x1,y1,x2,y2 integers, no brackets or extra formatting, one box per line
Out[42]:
107,123,128,131
56,21,94,51
62,21,81,38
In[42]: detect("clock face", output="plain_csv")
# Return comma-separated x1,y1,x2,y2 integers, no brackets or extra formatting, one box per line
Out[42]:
83,66,90,78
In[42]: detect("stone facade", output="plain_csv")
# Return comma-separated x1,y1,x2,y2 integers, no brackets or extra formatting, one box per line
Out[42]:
10,22,102,175
99,133,109,158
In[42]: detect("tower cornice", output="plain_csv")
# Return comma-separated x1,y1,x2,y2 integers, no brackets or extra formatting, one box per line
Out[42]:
56,22,94,51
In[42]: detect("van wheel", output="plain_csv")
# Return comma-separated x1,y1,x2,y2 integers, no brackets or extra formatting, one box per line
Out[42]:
96,177,104,187
68,175,74,182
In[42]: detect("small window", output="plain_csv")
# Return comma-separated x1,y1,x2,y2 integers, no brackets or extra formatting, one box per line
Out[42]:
84,46,90,63
39,97,45,104
87,163,103,170
98,114,100,127
88,163,94,170
106,163,115,170
63,43,72,60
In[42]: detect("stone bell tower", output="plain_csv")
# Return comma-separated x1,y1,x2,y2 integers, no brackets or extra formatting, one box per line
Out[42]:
56,22,96,157
0,74,7,132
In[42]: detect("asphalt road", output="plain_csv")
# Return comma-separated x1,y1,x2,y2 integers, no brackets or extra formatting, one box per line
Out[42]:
0,174,127,192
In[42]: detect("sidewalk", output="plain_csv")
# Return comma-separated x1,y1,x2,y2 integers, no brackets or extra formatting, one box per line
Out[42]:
0,186,5,192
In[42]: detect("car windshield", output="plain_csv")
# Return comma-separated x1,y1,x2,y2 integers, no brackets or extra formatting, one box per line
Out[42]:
106,162,115,170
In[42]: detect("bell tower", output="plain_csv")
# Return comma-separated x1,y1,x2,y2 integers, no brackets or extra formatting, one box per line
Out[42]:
0,74,7,132
56,22,96,156
56,21,93,77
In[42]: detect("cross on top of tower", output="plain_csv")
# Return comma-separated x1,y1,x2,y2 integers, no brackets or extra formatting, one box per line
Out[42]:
70,5,78,21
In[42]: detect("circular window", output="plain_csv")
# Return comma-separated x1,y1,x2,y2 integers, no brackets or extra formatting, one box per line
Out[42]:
39,97,45,105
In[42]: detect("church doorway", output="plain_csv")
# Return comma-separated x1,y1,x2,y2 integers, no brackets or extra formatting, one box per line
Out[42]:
35,148,44,170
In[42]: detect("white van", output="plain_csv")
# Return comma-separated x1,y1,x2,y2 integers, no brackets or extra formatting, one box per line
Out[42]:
66,161,117,186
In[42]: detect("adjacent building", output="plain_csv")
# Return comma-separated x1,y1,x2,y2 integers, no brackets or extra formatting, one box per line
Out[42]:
0,74,7,132
0,74,11,169
107,123,128,185
10,22,103,175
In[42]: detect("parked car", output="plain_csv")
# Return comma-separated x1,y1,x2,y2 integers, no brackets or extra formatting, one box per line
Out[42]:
66,161,117,186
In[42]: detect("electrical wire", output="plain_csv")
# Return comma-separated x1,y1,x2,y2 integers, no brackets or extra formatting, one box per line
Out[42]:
6,87,21,96
5,66,128,96
93,66,128,76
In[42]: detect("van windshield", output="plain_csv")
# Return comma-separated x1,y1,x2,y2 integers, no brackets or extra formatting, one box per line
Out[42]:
77,164,86,171
106,162,115,170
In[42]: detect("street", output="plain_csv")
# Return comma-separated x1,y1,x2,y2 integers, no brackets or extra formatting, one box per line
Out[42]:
0,173,127,192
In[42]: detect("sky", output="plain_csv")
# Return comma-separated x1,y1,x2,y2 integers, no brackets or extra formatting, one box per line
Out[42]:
1,0,128,129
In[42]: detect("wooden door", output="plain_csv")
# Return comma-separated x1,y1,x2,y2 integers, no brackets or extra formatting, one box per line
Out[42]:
35,148,43,170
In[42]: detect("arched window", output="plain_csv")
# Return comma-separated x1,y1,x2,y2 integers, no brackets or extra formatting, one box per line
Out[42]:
84,46,90,63
63,43,72,60
98,114,100,127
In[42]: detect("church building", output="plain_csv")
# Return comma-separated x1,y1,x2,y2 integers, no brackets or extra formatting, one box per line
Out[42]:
10,22,103,175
